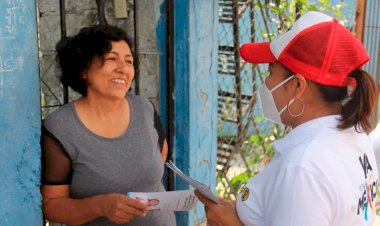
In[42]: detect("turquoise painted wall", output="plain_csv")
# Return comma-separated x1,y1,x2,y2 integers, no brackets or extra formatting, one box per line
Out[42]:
173,0,218,225
0,0,42,225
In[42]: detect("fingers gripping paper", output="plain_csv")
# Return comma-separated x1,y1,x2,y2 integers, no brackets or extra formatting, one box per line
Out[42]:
165,161,220,204
128,189,197,211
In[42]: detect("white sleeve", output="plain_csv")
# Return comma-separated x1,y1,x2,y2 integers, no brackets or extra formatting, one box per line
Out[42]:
370,128,380,177
373,138,380,175
267,166,335,226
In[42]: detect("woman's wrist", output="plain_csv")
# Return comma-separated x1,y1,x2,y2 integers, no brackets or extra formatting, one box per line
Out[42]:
89,194,107,217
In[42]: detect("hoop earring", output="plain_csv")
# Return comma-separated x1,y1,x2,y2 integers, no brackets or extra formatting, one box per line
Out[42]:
287,98,304,117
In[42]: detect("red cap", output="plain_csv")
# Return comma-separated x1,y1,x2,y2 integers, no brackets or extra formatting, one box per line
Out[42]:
240,11,370,87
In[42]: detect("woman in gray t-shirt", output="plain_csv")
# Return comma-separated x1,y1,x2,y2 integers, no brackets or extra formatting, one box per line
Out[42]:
41,25,176,226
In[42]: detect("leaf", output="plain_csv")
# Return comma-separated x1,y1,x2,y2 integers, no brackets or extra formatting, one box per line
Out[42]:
230,171,253,193
249,135,260,146
308,5,318,11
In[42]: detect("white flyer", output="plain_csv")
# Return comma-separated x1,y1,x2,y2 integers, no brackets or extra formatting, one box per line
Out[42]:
127,189,198,211
165,161,220,204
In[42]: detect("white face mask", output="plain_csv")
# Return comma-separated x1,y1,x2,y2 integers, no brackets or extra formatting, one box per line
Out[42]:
258,75,294,124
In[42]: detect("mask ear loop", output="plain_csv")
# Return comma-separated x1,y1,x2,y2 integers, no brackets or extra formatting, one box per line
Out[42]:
287,98,304,117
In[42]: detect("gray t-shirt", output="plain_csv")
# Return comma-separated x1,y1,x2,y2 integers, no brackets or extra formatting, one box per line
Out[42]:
43,93,176,226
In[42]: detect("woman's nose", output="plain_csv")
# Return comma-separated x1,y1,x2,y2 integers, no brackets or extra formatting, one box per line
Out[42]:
115,60,134,78
116,60,129,72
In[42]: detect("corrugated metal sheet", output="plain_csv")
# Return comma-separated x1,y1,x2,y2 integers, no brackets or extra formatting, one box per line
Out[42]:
363,0,380,83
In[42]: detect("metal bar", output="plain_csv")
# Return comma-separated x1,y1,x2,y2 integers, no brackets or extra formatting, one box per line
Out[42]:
59,0,68,104
364,26,380,28
218,71,236,75
219,65,237,70
374,2,380,84
376,0,380,81
139,51,161,55
41,78,63,104
369,0,375,75
249,0,256,105
41,105,64,108
59,0,66,38
372,0,377,76
95,0,108,25
371,0,375,77
295,0,301,19
40,55,57,79
219,45,235,51
363,0,371,73
371,0,380,122
232,0,243,137
235,0,253,21
140,51,162,103
377,38,380,82
256,0,271,40
219,89,257,177
156,54,160,111
166,0,175,192
365,0,372,74
218,90,253,99
219,19,234,23
133,0,140,95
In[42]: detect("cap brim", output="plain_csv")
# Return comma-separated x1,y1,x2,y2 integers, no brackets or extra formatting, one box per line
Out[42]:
240,42,277,64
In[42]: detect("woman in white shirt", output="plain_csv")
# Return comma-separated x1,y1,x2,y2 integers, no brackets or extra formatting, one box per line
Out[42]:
196,11,379,226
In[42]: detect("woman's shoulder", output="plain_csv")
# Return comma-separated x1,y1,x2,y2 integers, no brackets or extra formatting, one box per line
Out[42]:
126,93,154,110
43,102,75,131
44,102,73,120
126,92,149,103
286,127,371,169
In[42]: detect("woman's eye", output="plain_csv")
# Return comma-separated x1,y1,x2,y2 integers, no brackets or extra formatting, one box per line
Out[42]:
126,60,133,65
106,57,117,61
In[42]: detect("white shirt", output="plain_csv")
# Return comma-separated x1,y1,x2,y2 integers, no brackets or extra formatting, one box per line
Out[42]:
370,123,380,177
236,115,379,226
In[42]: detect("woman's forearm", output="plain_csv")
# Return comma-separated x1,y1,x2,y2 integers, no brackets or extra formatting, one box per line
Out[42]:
43,194,104,225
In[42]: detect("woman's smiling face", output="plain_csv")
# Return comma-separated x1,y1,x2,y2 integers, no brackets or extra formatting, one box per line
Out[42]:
83,41,134,100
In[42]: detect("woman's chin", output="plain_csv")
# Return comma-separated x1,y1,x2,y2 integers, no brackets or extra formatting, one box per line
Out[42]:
105,91,128,100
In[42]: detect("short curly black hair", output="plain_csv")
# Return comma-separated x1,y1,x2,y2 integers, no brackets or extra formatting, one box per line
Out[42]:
56,25,133,96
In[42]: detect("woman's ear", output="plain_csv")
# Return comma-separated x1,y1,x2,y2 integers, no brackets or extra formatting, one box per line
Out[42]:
293,74,307,98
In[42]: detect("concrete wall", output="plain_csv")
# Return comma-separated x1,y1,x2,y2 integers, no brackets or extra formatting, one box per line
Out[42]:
134,0,168,114
0,0,43,225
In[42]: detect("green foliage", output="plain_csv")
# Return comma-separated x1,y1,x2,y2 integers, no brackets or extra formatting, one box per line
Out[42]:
230,171,252,193
257,0,347,41
221,125,287,198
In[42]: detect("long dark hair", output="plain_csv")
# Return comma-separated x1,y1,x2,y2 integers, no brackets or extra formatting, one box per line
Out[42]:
315,68,378,133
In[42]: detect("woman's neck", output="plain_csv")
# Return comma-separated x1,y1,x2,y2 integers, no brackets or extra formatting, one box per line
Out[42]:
73,94,131,138
76,94,127,120
290,102,341,128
